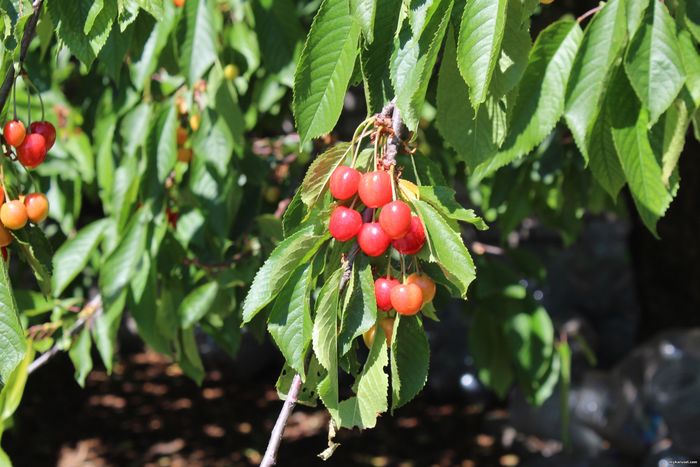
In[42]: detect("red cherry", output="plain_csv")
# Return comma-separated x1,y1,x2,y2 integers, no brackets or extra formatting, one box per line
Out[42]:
3,120,26,147
357,222,391,256
17,133,47,168
29,121,56,150
329,166,361,200
329,206,362,242
392,216,426,255
390,283,423,316
379,200,412,239
358,171,393,208
375,276,400,311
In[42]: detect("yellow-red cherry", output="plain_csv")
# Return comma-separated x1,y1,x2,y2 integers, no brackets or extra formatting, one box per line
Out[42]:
357,222,391,256
390,283,423,315
358,171,392,208
3,120,26,147
375,276,400,311
379,200,412,239
406,273,436,304
392,216,426,255
0,200,28,230
362,318,395,349
17,133,47,168
329,165,361,200
0,224,11,247
29,121,56,150
24,193,49,223
329,206,362,242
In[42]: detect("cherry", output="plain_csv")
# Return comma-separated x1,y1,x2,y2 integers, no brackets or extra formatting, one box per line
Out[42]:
29,121,56,150
0,200,28,230
362,318,395,349
0,224,11,247
176,126,188,146
375,276,399,311
358,171,392,208
329,166,361,200
392,216,426,255
390,283,423,316
379,200,412,239
177,147,193,163
3,120,26,147
406,273,436,304
329,206,362,242
17,133,47,168
357,222,391,256
24,193,49,223
173,0,185,6
224,64,240,81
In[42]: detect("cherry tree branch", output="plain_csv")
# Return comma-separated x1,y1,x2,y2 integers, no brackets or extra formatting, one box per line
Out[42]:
27,294,102,375
0,0,44,117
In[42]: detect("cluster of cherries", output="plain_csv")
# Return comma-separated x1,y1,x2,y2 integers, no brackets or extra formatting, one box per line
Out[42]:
0,119,54,247
3,118,56,169
328,165,435,317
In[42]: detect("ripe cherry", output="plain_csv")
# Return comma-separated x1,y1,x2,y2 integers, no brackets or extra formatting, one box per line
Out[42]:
362,318,395,349
406,273,436,304
329,206,362,242
375,276,399,311
17,133,47,168
24,193,49,223
0,200,28,230
176,126,188,146
392,216,426,255
357,222,391,256
390,283,424,316
379,200,412,239
29,121,56,150
329,165,361,200
177,147,193,163
3,120,26,147
0,224,11,247
358,171,392,208
173,0,185,6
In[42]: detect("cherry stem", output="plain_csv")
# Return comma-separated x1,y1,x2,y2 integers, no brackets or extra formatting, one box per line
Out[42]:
577,5,603,23
12,75,17,120
386,251,392,278
389,165,397,202
400,254,406,282
410,153,422,186
22,74,45,121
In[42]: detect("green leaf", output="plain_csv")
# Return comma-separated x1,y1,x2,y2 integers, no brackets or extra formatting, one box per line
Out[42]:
390,315,429,410
650,91,694,187
456,0,507,108
412,199,476,298
473,19,582,181
338,324,388,429
586,68,627,199
626,0,648,38
469,307,513,398
11,226,54,296
418,186,488,230
293,0,361,145
351,0,376,43
133,0,163,18
0,341,33,420
100,209,148,302
680,0,700,43
624,0,686,126
268,264,313,378
609,69,671,236
52,219,110,297
0,260,24,388
179,282,219,328
558,341,572,447
85,0,105,35
242,226,326,323
678,29,700,108
47,0,118,67
129,6,176,90
391,0,453,130
276,355,326,407
252,0,303,86
338,257,376,356
299,143,350,208
68,330,93,387
489,0,531,98
436,26,499,169
145,105,178,193
177,328,204,385
180,0,217,84
313,266,344,420
504,305,554,384
360,0,401,113
565,0,627,161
